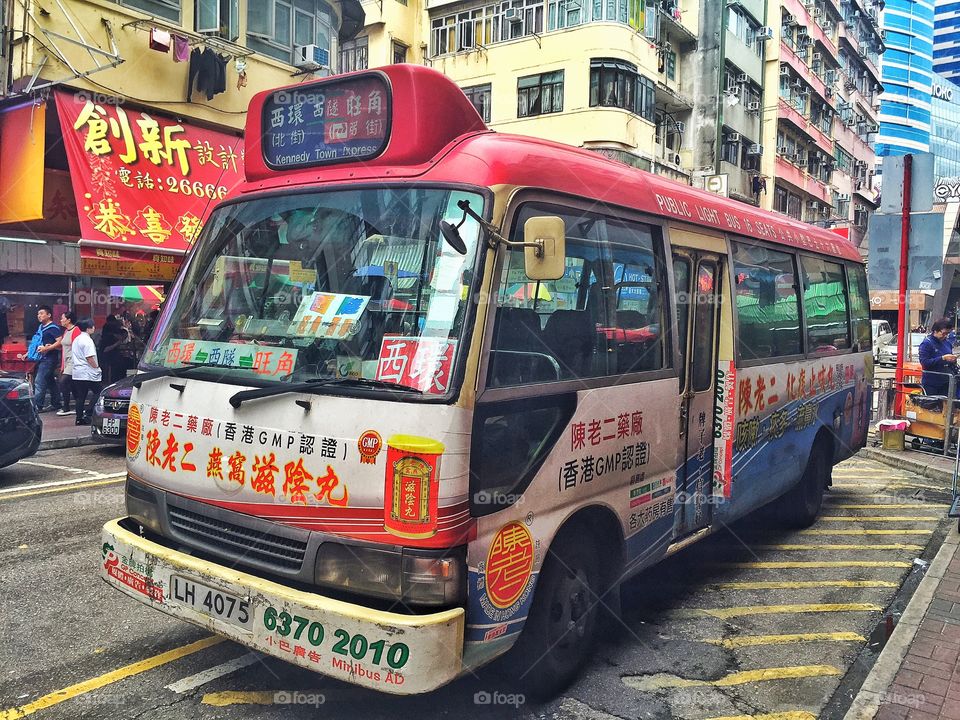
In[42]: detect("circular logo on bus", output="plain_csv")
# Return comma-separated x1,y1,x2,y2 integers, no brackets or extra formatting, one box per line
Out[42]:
358,430,383,465
126,403,142,459
485,521,535,609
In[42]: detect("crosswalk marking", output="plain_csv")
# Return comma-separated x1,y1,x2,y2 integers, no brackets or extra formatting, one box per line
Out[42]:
705,632,864,649
747,544,924,551
704,580,898,590
621,665,842,691
719,560,912,568
668,603,882,620
165,653,260,694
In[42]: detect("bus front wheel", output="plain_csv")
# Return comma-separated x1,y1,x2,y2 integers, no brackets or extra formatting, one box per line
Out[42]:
503,534,601,699
778,440,830,528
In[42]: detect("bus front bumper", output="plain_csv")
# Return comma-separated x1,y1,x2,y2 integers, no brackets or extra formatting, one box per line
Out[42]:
100,518,465,695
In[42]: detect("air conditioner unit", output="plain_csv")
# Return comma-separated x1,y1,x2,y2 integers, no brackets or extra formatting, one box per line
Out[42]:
675,121,686,133
792,80,804,89
813,7,823,17
747,143,763,155
780,65,791,76
293,44,330,70
813,52,822,62
807,200,819,209
797,26,808,36
826,87,834,98
737,73,749,83
796,48,808,59
858,48,868,58
837,193,851,201
756,26,774,40
728,132,742,142
748,101,762,111
503,7,522,22
777,144,789,153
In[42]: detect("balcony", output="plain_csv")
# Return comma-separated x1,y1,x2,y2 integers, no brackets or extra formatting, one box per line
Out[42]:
658,1,697,43
778,98,834,156
775,157,831,204
782,0,838,57
780,43,832,107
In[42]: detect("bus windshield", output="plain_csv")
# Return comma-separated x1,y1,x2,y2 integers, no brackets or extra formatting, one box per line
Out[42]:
143,186,484,395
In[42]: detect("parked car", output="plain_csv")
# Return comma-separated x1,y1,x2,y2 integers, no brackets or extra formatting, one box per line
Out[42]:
872,319,892,360
877,332,926,367
0,371,42,469
91,375,136,445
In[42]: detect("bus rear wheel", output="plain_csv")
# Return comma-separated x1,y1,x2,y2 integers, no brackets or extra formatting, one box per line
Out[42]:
503,534,601,700
778,440,830,528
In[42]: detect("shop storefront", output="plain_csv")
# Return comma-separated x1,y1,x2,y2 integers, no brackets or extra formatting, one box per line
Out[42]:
0,92,244,369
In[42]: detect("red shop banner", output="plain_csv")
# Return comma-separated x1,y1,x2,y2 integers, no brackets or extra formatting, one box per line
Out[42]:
55,91,245,254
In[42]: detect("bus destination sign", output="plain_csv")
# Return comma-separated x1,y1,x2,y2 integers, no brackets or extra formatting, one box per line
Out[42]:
261,74,390,169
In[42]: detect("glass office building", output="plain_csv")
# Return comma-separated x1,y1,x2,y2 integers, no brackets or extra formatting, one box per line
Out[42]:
877,0,935,156
932,73,960,178
935,2,960,81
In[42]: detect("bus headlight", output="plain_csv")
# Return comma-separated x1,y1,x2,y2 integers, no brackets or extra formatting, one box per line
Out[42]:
314,543,465,606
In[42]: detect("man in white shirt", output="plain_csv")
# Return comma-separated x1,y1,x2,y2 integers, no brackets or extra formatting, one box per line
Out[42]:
71,319,103,425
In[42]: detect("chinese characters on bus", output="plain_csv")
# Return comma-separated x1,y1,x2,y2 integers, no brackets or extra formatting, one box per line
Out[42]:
376,337,456,394
263,76,390,167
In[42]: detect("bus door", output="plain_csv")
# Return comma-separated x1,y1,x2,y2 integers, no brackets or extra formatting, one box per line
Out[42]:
673,249,722,535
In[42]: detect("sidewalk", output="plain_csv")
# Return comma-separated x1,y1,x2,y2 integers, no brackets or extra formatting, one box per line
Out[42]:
37,410,100,451
844,442,960,720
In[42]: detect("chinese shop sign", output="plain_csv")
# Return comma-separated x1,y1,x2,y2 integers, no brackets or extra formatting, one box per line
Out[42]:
55,91,245,254
80,246,179,282
261,75,390,168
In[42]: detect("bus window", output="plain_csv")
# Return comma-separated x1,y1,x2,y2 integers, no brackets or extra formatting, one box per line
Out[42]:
673,257,692,380
691,262,717,391
800,255,851,355
732,242,803,362
847,264,871,350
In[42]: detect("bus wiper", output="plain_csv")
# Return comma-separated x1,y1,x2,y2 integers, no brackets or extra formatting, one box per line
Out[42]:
131,361,247,388
228,376,423,408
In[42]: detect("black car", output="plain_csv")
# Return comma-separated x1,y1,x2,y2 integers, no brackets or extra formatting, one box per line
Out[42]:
91,375,136,445
0,371,42,469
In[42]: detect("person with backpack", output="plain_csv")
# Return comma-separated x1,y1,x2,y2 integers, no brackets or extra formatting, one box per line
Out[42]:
17,305,63,412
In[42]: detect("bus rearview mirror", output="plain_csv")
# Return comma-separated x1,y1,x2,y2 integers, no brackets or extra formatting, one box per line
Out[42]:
523,216,565,281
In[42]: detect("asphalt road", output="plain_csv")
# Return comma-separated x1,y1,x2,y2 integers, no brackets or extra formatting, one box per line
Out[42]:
0,445,952,720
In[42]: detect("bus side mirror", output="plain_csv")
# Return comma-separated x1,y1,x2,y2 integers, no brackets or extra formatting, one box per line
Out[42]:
523,216,565,281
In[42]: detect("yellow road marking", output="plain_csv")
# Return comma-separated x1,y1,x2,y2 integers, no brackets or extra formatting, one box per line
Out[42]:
622,665,841,691
830,482,945,491
201,691,276,707
719,561,911,569
706,632,865,649
0,478,124,502
0,637,223,720
705,580,898,590
703,713,816,720
818,516,939,522
749,544,923,551
825,504,948,509
670,603,882,620
799,529,933,536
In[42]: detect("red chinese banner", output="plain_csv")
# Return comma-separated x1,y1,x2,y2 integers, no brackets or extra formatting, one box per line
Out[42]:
55,91,245,254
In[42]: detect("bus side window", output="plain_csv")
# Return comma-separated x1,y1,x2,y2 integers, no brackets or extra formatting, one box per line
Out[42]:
673,257,692,381
732,242,803,361
800,256,851,355
847,264,871,350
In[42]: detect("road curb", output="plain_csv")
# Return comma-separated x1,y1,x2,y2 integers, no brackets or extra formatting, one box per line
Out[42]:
841,528,960,720
858,446,954,484
38,435,101,452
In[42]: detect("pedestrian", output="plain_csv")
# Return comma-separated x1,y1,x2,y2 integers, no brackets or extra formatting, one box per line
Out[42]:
54,311,81,416
71,318,102,425
99,315,125,383
18,305,62,412
918,318,959,397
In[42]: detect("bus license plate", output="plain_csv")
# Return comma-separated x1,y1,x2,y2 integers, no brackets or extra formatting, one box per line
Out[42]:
102,418,121,435
169,575,253,631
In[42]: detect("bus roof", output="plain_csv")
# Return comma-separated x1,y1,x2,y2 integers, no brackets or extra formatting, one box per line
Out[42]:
244,65,862,264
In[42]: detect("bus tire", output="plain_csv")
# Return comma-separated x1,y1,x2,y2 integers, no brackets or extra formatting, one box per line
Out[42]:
778,439,830,528
502,533,601,700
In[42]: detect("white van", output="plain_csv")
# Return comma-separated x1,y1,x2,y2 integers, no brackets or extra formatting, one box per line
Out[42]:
872,319,893,359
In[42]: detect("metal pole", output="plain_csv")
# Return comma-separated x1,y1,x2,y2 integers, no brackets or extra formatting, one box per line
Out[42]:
946,374,955,458
895,154,912,416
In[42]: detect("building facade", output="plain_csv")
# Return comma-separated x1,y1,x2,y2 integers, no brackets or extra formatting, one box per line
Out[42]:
0,0,361,362
876,0,934,156
934,1,960,81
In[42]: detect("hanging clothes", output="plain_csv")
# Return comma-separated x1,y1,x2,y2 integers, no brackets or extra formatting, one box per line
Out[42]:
188,47,229,101
172,35,190,62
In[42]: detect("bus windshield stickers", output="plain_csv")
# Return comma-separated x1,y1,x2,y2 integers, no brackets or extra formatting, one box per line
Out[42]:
288,292,371,340
376,337,456,394
163,339,298,377
262,74,390,168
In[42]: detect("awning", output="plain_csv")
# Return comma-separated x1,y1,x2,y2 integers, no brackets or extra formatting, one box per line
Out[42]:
54,90,245,256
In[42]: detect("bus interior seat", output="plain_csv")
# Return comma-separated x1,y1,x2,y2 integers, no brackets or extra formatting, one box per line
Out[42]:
490,307,550,385
616,309,647,328
543,310,594,379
